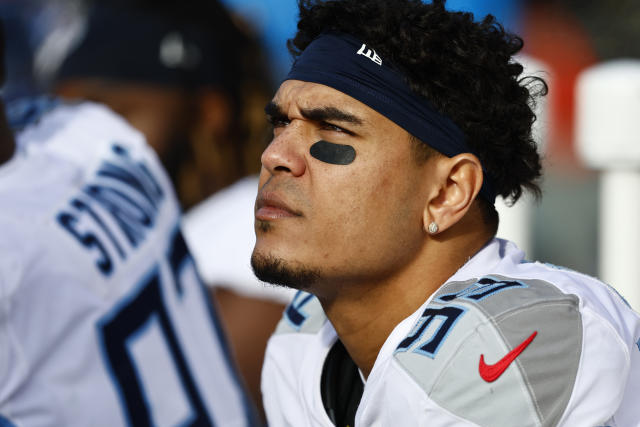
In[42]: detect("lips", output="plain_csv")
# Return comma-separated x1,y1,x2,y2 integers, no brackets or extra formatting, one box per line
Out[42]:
255,192,302,220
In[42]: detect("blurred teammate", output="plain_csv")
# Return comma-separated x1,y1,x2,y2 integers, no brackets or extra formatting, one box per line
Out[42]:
253,0,640,425
53,0,292,416
0,22,257,425
54,0,267,211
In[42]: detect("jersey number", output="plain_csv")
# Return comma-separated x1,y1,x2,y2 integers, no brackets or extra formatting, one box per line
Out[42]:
285,291,315,330
395,306,466,359
98,232,214,426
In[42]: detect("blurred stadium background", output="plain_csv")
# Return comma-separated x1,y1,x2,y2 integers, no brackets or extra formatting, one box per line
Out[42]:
1,0,638,309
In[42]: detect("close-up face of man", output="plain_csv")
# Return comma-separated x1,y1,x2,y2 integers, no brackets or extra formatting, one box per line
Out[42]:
251,79,440,295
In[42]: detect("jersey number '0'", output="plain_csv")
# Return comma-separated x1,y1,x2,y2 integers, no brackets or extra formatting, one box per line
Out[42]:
97,231,220,426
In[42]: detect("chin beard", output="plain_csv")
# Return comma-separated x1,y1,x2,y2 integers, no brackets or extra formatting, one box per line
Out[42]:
251,252,321,290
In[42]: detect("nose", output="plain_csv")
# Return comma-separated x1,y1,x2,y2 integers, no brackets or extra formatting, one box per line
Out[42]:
261,125,307,177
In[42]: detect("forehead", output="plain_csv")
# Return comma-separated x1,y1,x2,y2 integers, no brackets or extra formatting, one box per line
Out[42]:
273,80,387,127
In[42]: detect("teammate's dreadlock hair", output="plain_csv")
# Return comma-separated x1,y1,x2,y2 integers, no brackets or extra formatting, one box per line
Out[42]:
288,0,547,232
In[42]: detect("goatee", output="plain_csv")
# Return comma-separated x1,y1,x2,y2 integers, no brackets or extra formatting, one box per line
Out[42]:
251,252,320,290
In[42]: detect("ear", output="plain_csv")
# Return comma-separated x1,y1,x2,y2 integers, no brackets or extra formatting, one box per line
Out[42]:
423,153,483,235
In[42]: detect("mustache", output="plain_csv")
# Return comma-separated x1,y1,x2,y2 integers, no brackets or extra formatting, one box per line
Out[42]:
255,178,306,216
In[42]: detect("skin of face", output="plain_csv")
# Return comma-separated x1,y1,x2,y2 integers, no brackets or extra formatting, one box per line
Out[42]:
253,80,438,296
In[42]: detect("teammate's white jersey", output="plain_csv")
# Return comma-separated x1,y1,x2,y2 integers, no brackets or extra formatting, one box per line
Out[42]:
182,176,295,305
262,238,640,426
0,98,256,426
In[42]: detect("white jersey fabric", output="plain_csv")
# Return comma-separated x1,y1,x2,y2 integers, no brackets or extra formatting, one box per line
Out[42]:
0,98,256,426
182,176,295,304
262,238,640,426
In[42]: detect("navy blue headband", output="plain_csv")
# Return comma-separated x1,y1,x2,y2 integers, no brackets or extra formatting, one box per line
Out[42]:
285,33,495,202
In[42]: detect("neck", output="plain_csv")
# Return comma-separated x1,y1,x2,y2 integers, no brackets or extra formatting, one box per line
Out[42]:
0,106,15,165
318,224,492,378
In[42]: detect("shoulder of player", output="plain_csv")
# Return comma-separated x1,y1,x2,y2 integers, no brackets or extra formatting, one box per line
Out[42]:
0,98,163,226
389,273,631,426
520,260,637,315
10,97,148,159
272,291,327,335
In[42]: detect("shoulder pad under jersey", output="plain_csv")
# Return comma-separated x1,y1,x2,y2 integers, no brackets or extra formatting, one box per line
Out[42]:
394,274,582,427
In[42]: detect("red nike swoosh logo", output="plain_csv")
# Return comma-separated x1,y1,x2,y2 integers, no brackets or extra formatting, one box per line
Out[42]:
479,331,537,382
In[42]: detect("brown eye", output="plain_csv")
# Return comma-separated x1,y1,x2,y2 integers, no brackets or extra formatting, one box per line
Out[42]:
267,116,290,128
320,122,354,135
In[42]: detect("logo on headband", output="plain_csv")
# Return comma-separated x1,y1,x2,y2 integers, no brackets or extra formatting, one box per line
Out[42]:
357,43,382,66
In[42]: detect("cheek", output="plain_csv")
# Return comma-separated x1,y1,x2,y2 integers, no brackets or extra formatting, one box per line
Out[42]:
308,140,423,237
312,182,424,277
322,156,424,239
313,169,396,240
315,148,407,215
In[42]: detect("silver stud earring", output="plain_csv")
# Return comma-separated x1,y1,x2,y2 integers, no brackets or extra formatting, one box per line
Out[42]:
428,222,439,234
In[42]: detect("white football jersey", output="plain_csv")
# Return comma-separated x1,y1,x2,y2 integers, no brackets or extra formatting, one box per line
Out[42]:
182,176,295,304
0,98,256,426
262,238,640,426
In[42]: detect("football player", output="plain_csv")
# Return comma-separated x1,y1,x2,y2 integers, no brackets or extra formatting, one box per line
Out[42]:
0,21,257,426
252,0,640,426
53,1,291,419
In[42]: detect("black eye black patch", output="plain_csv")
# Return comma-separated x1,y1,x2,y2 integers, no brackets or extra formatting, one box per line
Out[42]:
310,140,356,165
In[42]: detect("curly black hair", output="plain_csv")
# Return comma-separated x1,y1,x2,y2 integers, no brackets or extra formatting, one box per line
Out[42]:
288,0,546,210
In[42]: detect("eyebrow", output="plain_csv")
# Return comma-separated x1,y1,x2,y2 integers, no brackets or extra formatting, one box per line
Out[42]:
264,101,285,118
300,106,363,126
264,101,363,126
